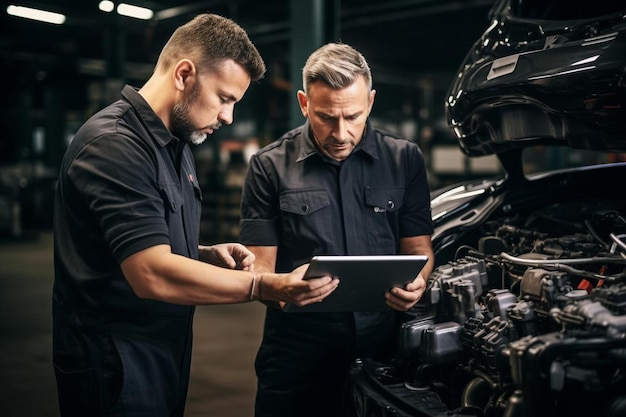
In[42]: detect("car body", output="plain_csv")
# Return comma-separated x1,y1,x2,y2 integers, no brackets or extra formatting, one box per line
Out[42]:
446,0,626,157
348,1,626,416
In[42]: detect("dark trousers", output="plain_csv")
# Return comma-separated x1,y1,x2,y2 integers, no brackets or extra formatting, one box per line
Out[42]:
254,309,399,417
53,303,194,417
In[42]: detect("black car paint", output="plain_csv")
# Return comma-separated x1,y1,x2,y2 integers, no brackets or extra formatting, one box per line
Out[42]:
348,1,626,416
446,1,626,158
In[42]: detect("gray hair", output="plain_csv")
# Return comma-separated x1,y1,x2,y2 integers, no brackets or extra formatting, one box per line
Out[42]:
302,43,372,93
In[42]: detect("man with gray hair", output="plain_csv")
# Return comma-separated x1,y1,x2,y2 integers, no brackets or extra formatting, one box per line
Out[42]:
240,42,435,416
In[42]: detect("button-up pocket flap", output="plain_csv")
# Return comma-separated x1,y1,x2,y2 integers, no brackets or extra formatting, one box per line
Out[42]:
161,183,184,213
279,189,329,215
364,187,405,212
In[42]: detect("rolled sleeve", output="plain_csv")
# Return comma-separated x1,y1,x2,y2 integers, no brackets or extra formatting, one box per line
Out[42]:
239,218,280,246
400,207,434,237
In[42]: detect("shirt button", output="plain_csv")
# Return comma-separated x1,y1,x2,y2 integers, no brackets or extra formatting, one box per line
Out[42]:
387,200,394,209
301,204,309,213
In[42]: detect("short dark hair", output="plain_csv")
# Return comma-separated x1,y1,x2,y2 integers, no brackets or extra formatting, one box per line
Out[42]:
156,13,266,81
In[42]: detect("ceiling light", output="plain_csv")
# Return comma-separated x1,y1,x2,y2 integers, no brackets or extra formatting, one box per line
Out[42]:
98,1,115,13
116,3,153,20
6,5,66,24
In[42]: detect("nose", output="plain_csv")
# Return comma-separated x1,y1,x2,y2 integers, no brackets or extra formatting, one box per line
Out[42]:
218,106,234,125
333,118,348,140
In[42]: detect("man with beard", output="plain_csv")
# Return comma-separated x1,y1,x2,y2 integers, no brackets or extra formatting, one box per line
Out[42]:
52,14,338,417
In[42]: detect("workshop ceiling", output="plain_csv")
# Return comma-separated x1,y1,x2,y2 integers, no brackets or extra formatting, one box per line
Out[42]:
1,0,496,87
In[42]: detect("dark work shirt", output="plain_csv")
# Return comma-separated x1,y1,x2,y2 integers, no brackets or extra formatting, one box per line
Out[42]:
239,119,433,273
240,119,433,358
53,85,202,317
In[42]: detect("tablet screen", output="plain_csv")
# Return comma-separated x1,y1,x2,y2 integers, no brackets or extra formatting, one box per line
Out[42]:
284,255,428,312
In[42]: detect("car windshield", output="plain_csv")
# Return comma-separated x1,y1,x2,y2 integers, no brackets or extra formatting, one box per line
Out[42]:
522,146,626,177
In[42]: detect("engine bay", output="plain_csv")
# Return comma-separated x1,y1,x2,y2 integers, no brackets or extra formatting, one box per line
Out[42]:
349,200,626,417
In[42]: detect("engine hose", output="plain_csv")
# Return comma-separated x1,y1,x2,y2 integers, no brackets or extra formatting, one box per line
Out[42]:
498,252,626,283
499,252,626,266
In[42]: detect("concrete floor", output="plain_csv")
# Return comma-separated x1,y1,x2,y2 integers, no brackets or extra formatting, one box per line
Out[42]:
0,230,266,417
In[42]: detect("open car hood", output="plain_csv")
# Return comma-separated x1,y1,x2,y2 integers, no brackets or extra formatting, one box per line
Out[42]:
445,0,626,157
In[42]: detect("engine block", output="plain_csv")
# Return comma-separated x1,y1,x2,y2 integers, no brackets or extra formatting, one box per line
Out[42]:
349,203,626,417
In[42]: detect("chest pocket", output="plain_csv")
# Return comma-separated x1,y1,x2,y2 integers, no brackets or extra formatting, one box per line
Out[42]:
161,180,203,257
160,181,202,213
161,183,183,213
279,189,329,215
364,187,404,213
278,189,332,251
364,187,405,251
160,182,188,255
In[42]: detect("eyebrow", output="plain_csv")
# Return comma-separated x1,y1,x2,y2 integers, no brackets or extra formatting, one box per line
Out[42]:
315,110,362,119
222,93,239,103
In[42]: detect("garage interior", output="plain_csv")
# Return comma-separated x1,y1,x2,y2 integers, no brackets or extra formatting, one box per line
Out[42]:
0,1,497,416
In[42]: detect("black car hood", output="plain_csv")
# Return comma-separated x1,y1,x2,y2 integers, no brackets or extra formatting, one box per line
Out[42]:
445,0,626,157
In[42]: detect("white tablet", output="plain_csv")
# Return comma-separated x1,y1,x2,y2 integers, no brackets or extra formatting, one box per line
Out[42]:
283,255,428,313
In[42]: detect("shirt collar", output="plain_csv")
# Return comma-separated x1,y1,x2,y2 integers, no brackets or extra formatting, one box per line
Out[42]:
296,119,379,163
121,85,177,148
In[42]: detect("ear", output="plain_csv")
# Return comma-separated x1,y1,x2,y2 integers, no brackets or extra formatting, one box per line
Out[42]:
173,59,196,92
367,89,376,114
297,90,308,118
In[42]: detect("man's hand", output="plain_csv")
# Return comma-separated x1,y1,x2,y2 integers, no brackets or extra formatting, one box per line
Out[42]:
198,243,255,270
384,273,427,311
260,264,340,307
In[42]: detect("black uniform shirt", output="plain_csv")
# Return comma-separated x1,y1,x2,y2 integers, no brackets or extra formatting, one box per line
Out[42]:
239,119,433,273
53,85,202,317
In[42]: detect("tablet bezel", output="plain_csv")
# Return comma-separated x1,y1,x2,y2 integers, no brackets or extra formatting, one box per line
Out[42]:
283,255,428,313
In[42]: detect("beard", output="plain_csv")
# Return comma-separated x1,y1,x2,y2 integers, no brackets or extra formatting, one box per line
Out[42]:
170,84,207,145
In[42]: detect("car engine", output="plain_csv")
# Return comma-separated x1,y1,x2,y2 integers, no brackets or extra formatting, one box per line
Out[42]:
349,201,626,417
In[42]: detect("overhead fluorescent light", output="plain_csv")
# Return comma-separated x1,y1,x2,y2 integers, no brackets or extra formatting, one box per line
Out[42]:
6,5,66,24
116,3,153,20
98,1,115,13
